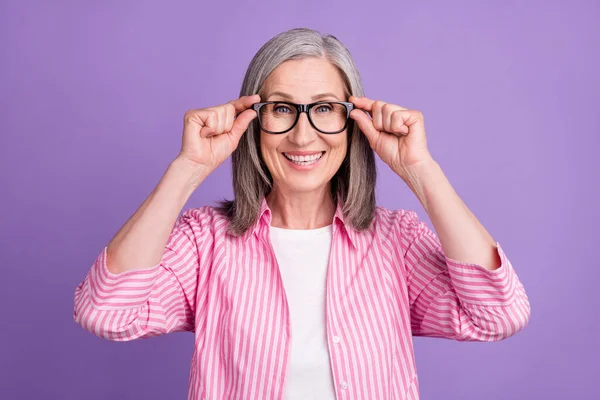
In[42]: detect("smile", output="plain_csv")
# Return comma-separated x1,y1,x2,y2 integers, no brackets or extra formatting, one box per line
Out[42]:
283,152,325,165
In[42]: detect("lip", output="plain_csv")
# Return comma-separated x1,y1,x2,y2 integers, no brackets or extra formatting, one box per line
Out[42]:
281,151,325,171
282,151,325,156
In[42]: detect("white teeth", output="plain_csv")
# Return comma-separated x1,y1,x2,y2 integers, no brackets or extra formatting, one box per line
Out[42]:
283,152,323,163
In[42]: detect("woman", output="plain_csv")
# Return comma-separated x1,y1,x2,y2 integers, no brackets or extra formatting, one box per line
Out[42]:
74,28,530,400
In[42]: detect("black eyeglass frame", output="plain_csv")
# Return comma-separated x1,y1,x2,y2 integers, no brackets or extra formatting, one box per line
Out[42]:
251,101,355,134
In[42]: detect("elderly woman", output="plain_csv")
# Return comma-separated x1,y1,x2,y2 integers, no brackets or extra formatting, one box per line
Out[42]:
74,28,530,400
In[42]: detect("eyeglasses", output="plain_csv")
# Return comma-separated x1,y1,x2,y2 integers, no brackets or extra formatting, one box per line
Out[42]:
252,101,354,134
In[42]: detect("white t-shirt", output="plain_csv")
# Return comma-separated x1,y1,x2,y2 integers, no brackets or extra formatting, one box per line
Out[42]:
269,224,336,400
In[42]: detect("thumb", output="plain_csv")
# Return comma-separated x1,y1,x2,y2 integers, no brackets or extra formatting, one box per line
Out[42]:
350,109,379,146
229,108,258,139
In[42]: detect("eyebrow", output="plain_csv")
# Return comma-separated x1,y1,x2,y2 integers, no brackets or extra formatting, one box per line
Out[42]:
267,91,341,101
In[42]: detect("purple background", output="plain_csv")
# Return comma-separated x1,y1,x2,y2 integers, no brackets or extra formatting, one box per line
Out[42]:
1,0,598,399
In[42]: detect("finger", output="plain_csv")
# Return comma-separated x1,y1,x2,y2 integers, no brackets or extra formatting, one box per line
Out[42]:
199,110,218,137
372,101,385,131
228,94,261,114
391,110,410,135
349,95,376,111
217,107,226,135
224,103,235,133
229,108,258,139
350,109,379,146
382,103,394,133
382,104,410,133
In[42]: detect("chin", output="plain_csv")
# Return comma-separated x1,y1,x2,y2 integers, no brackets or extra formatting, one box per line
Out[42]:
281,177,330,194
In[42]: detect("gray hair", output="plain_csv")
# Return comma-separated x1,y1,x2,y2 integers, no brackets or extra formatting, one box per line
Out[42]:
218,27,377,235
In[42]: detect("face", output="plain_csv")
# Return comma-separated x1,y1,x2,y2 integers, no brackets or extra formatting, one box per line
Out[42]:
259,57,349,195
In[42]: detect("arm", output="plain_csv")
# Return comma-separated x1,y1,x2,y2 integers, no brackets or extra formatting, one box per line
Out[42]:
73,158,211,340
105,157,207,274
73,95,259,340
404,157,501,270
401,158,531,341
347,95,530,340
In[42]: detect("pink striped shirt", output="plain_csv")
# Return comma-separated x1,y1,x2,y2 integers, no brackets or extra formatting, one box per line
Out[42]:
73,198,530,399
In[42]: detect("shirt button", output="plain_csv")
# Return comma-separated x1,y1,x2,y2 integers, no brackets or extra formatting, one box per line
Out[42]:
332,336,340,343
340,381,349,390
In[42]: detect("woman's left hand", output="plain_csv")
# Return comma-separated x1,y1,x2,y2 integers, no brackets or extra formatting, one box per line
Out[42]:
349,96,434,180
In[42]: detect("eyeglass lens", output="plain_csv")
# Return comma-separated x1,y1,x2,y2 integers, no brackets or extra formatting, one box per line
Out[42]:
259,103,348,133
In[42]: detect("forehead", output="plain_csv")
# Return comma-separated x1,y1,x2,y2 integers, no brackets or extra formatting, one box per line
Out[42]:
262,57,347,100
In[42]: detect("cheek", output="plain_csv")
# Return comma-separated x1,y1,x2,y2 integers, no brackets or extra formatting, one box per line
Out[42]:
260,133,283,170
260,133,276,156
328,133,348,160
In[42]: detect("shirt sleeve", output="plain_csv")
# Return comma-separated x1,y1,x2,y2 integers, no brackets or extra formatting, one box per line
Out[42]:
398,210,531,341
73,208,212,341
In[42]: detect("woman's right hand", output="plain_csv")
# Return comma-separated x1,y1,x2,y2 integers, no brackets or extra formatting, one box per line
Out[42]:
177,94,260,174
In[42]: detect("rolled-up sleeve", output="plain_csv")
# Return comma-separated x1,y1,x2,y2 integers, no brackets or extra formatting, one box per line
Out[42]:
73,208,212,341
399,210,531,341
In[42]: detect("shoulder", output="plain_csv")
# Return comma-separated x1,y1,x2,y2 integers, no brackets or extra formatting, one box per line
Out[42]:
373,205,421,227
176,205,230,236
372,205,427,241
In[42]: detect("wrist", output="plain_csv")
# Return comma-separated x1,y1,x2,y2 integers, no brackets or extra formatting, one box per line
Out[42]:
396,155,438,183
397,157,440,210
169,157,211,195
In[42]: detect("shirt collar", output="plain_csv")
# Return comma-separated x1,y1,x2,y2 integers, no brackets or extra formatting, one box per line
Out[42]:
238,196,358,249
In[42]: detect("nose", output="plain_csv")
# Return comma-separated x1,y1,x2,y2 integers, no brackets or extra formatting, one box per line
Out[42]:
287,112,317,147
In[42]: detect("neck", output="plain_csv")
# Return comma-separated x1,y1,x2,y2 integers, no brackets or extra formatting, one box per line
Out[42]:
266,185,336,229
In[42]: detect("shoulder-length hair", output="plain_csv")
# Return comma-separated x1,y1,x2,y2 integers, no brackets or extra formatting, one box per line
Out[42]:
218,27,376,236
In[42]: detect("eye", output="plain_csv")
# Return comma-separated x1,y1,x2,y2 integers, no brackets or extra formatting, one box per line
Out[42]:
314,104,333,113
273,104,293,114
